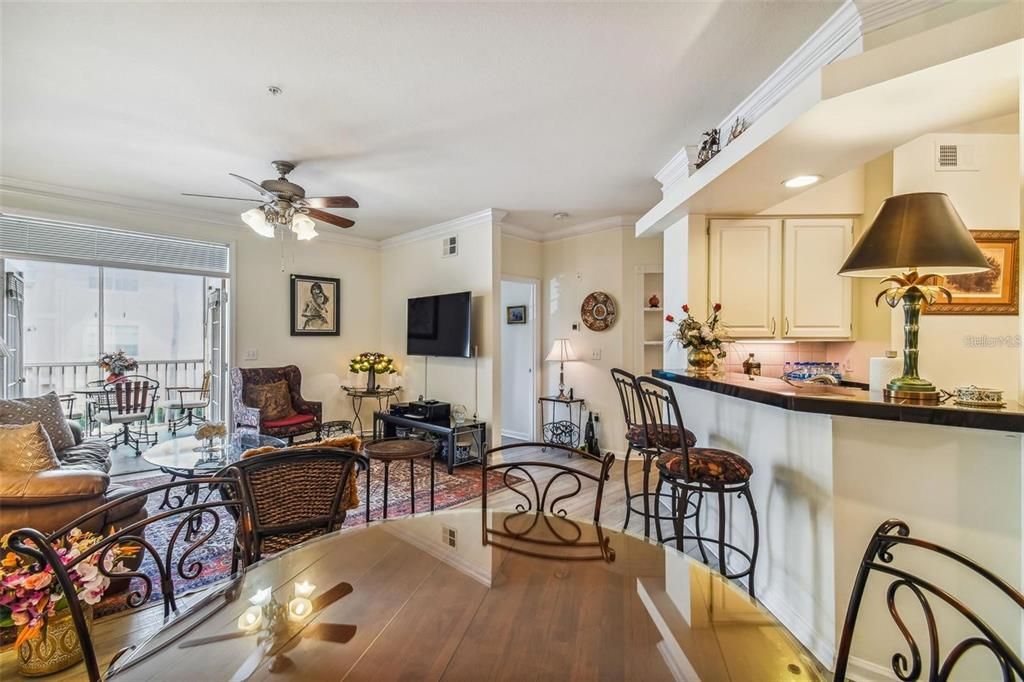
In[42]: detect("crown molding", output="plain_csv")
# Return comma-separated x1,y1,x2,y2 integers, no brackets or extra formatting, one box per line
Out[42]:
499,215,636,243
654,0,951,191
378,208,507,249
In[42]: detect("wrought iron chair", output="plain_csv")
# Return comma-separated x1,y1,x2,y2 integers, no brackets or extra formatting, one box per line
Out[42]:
58,393,81,421
166,370,212,435
6,477,248,682
225,447,367,562
639,375,760,597
834,519,1024,681
611,368,696,538
94,375,159,455
481,443,615,561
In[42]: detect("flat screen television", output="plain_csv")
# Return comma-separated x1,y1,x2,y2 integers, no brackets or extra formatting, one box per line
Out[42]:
407,291,472,357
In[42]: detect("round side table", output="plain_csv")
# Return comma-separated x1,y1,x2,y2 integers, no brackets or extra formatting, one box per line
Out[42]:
362,437,436,522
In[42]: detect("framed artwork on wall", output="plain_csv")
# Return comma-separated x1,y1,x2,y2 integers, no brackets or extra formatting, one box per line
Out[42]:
290,274,341,335
924,230,1019,315
506,305,527,325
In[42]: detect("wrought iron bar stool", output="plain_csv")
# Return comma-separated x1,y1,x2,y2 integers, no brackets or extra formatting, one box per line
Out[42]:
611,368,696,538
638,375,760,597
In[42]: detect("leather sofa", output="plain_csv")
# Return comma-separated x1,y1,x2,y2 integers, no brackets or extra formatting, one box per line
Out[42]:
0,422,148,536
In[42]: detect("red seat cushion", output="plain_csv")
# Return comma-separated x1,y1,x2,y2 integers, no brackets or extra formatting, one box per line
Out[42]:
262,413,316,429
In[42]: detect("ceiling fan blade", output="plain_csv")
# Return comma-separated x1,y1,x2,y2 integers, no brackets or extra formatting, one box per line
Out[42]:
306,208,355,229
301,196,359,209
229,173,276,200
182,193,262,202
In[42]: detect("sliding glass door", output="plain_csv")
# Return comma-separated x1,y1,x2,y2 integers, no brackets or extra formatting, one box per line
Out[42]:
2,258,228,421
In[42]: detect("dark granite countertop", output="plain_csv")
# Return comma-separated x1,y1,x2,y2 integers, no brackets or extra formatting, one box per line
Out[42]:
652,370,1024,434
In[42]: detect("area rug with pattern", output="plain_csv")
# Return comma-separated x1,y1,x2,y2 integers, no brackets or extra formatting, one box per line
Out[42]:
90,458,512,619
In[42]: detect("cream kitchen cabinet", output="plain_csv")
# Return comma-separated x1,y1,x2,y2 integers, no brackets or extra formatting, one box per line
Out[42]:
708,218,853,339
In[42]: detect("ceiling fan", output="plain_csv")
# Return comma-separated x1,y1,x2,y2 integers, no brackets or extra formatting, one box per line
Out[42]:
183,160,359,240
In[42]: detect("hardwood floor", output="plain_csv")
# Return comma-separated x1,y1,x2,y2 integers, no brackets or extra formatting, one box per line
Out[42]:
0,446,679,681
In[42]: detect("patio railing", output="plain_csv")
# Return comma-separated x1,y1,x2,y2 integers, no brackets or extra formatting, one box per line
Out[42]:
24,359,206,398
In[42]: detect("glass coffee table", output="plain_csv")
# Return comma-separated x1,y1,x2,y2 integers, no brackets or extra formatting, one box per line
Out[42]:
143,430,286,510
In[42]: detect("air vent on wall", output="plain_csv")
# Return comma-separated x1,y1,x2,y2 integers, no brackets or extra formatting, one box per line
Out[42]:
441,235,458,258
934,142,977,172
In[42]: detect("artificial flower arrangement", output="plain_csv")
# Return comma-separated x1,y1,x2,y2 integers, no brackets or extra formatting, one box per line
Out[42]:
665,303,730,372
98,350,138,378
195,422,228,441
348,352,397,376
0,528,136,648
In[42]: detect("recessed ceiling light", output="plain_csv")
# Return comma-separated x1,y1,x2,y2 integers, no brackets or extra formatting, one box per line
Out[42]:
553,212,569,220
783,175,821,188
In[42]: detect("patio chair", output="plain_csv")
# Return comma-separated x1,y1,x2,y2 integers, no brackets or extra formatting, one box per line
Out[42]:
94,375,159,455
166,370,211,435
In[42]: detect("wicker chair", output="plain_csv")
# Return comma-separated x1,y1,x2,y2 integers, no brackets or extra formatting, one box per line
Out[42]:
226,447,367,562
6,477,248,682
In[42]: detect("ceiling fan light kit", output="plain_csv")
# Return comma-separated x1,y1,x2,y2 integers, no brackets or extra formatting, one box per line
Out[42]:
184,160,358,240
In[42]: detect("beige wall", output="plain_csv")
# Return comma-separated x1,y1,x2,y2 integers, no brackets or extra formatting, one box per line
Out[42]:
379,217,500,439
0,191,382,424
500,233,542,280
893,131,1020,396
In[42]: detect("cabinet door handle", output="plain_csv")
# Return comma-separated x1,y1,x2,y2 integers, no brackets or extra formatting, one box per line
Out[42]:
784,317,790,335
770,317,776,335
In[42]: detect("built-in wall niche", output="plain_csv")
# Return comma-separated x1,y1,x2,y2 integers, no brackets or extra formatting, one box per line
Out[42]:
636,268,664,375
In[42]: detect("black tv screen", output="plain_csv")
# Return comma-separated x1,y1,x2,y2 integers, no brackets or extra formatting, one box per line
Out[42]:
407,291,472,357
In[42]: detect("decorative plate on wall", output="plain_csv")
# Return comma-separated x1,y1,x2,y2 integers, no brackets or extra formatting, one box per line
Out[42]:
581,291,617,331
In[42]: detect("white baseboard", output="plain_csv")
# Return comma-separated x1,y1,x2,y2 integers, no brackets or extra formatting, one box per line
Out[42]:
500,429,532,442
843,656,899,681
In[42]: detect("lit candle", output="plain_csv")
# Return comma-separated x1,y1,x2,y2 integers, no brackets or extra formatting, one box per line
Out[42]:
249,587,272,606
294,581,316,599
288,597,313,622
237,605,263,632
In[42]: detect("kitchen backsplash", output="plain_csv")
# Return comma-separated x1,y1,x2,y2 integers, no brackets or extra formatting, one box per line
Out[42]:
722,342,828,380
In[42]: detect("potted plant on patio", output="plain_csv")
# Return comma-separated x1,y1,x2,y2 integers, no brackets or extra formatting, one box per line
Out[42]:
98,350,138,383
665,303,730,376
1,529,136,676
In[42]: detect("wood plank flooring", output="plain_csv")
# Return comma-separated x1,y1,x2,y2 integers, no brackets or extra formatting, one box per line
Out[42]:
0,446,679,681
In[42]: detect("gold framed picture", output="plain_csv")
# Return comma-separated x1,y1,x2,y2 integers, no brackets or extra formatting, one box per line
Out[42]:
924,230,1019,315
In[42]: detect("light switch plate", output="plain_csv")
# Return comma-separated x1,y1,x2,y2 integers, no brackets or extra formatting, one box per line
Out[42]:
591,348,601,360
244,349,259,361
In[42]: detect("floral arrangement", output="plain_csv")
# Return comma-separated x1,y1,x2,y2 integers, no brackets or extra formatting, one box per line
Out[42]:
0,529,136,647
98,350,138,376
348,352,397,375
665,303,730,359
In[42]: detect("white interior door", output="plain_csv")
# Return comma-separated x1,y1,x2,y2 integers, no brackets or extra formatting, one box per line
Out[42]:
708,219,782,338
500,278,538,442
782,219,853,338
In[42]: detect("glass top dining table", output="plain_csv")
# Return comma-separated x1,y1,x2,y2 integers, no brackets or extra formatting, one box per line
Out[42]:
106,509,823,681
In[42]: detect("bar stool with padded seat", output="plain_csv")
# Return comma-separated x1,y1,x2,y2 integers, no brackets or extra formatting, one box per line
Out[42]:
611,368,696,539
637,375,760,597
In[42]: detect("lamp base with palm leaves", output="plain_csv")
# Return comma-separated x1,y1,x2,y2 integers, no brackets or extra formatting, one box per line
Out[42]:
877,272,948,404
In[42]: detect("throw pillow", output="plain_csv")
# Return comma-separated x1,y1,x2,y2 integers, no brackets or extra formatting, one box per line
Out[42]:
244,381,297,422
0,422,61,473
0,392,76,452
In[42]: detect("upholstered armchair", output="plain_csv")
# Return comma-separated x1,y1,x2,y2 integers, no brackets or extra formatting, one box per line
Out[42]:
230,365,322,443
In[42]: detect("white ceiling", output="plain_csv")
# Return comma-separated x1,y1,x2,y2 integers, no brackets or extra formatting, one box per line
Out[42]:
0,1,840,239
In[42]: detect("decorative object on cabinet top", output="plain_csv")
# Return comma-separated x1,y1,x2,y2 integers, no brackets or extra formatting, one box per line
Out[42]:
647,293,660,308
694,128,720,169
580,291,617,331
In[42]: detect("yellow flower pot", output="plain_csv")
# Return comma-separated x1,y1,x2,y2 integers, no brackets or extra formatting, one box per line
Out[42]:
687,348,716,376
17,607,93,677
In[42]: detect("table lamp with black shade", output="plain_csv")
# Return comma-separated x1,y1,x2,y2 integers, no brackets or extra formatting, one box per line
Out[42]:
839,192,990,403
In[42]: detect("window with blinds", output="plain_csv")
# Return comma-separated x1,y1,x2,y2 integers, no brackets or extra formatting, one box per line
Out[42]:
0,213,230,275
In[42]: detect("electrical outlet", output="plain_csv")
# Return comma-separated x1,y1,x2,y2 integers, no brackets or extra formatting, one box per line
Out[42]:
591,348,601,360
592,412,600,422
244,348,259,361
442,526,456,549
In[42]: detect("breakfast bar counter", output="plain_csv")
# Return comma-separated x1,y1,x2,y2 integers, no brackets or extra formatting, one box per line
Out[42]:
650,368,1023,678
653,370,1024,433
